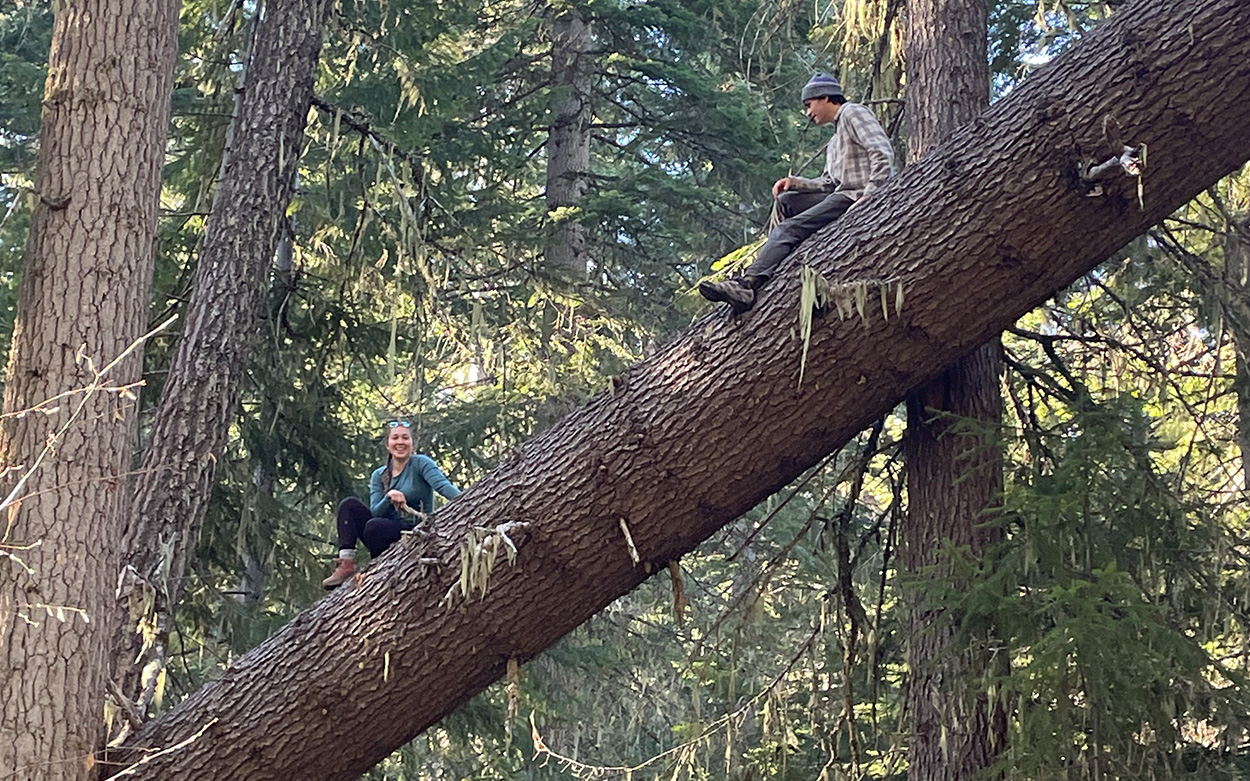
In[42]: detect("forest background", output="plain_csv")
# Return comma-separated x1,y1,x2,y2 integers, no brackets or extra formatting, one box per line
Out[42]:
1,0,1248,778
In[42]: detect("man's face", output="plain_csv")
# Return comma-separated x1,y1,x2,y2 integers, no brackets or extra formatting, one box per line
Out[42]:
803,97,841,125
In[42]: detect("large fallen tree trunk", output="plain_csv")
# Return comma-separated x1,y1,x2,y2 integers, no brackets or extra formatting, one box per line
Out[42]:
108,0,1250,776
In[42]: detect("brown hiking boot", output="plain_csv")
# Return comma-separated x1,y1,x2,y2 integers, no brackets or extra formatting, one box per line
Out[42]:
322,557,356,589
698,278,756,313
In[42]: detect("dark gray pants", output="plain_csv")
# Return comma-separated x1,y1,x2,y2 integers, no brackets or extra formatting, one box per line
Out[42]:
745,190,854,280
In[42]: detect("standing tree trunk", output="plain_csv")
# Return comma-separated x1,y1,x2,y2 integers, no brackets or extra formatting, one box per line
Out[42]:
0,0,179,778
104,2,1250,777
900,0,1005,777
543,3,593,279
111,0,336,725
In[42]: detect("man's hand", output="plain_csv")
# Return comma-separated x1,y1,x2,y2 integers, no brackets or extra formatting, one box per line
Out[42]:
772,177,794,198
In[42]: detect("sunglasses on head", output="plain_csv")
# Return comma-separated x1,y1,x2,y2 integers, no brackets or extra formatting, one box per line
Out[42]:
388,420,411,429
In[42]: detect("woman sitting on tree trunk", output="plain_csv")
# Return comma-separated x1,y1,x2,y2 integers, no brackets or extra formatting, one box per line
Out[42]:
323,419,461,588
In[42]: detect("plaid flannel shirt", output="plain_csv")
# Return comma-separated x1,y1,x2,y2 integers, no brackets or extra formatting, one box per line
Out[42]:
791,102,894,200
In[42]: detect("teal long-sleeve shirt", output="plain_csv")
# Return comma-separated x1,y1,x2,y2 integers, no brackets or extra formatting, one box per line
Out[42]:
369,455,461,518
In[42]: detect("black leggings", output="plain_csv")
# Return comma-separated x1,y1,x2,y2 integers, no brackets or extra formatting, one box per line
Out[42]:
336,497,415,558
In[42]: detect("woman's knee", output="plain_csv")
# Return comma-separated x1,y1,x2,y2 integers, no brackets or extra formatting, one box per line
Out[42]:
362,519,402,558
336,496,370,526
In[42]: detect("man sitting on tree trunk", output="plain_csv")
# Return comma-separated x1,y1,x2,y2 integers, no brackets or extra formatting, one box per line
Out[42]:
699,72,895,313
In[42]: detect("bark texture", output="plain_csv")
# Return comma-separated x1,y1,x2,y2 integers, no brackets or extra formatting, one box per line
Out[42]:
544,4,593,278
902,350,1006,780
112,0,335,723
903,0,988,163
900,0,1005,776
0,0,179,778
108,1,1250,777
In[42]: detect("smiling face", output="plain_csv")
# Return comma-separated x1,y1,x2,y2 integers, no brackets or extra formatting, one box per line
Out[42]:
386,426,413,460
803,96,841,125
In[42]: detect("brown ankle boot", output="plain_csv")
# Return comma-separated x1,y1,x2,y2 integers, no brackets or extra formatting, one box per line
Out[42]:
322,557,356,589
698,278,756,313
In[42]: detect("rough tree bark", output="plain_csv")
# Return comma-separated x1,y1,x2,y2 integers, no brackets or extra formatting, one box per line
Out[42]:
900,0,1006,776
110,0,335,725
0,0,179,778
107,0,1250,777
543,3,593,278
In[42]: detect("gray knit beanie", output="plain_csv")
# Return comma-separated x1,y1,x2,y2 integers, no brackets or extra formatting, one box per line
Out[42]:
801,72,844,102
